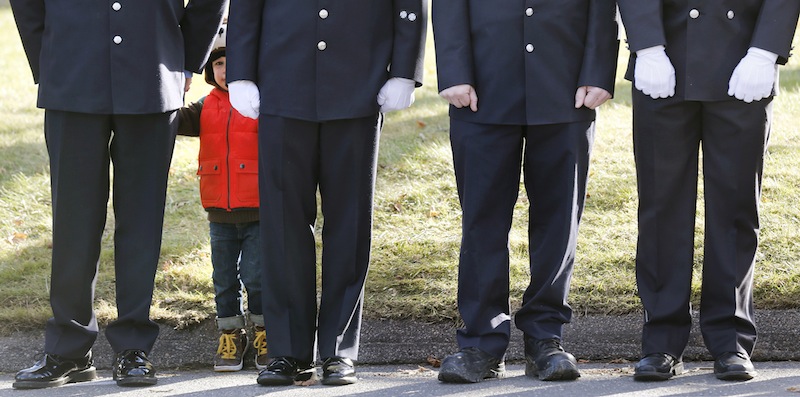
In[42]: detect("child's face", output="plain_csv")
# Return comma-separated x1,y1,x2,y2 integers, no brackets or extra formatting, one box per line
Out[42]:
213,56,227,90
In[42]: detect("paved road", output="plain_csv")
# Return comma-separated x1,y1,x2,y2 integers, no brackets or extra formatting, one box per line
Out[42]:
3,362,800,396
4,311,800,373
3,311,800,396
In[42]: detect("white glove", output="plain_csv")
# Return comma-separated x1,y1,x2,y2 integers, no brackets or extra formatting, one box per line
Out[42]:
728,47,779,103
228,80,260,119
377,77,416,113
634,45,676,99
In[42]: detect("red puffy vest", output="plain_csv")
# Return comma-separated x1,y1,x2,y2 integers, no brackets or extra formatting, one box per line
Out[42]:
197,88,260,210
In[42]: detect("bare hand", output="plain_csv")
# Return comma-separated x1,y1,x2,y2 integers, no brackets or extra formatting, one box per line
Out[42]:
439,84,478,112
575,86,611,109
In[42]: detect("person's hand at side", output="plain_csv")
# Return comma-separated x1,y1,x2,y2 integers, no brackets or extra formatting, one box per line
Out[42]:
439,84,478,112
228,80,260,119
575,86,612,109
728,47,779,103
634,45,675,99
377,77,417,113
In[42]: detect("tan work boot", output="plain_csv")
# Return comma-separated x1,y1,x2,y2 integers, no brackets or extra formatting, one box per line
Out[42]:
253,326,268,370
214,328,247,372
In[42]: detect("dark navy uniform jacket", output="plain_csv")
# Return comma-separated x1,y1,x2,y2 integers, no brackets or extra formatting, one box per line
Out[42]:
433,0,619,126
11,0,228,114
226,1,427,122
618,0,800,101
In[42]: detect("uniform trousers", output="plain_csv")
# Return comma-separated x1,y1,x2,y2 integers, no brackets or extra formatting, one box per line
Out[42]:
449,118,594,359
257,114,382,363
43,110,177,358
632,90,772,359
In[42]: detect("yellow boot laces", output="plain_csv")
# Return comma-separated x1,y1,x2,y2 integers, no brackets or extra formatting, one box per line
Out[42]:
253,329,268,356
217,333,239,360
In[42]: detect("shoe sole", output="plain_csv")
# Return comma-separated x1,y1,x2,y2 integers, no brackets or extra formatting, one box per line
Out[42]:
257,374,295,386
633,362,685,382
214,363,244,372
116,376,158,387
715,370,756,381
438,362,506,383
526,359,580,381
321,375,358,386
12,367,97,389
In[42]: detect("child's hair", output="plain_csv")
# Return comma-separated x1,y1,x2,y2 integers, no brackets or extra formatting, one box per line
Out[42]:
203,24,227,90
204,47,226,89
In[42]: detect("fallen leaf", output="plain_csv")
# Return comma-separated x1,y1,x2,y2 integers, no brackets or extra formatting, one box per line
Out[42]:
294,378,317,387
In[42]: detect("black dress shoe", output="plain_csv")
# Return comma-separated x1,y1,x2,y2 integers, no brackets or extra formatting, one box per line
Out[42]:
257,357,316,386
524,337,580,381
633,353,684,381
714,352,756,381
321,356,357,385
113,349,157,386
13,352,97,389
437,347,505,383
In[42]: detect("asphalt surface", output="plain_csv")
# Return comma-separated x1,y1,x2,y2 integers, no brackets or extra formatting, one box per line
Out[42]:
4,363,800,396
2,310,800,395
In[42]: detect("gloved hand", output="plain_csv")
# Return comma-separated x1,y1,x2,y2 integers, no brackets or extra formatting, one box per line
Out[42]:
728,47,779,103
377,77,416,113
228,80,260,119
634,45,676,99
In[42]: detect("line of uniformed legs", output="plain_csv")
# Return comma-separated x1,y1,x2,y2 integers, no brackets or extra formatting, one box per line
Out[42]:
27,98,773,386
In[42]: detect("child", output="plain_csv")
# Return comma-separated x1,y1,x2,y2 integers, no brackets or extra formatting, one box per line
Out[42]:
178,25,267,372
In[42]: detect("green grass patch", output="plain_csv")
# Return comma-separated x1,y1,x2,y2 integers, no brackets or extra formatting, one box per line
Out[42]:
1,7,800,334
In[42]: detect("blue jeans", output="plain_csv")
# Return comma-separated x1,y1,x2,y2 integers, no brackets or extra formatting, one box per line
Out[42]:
210,221,262,322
